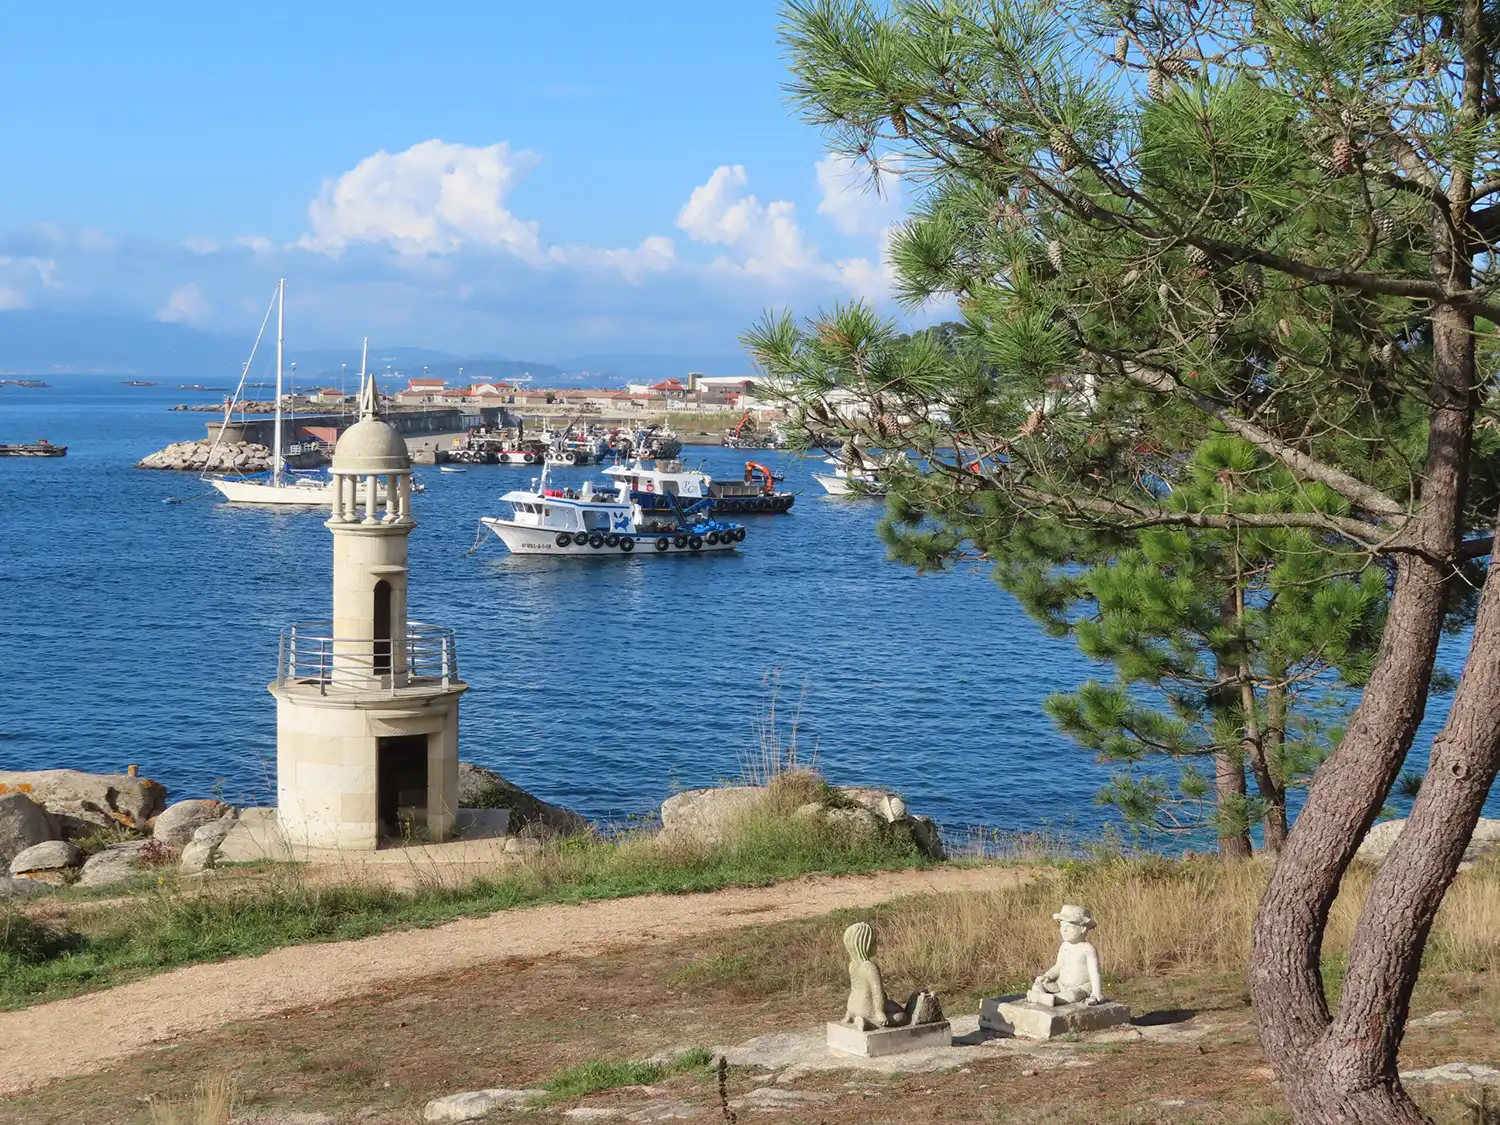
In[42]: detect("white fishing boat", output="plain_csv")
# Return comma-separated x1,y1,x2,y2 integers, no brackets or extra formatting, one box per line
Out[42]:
480,466,746,556
440,465,466,474
812,445,892,496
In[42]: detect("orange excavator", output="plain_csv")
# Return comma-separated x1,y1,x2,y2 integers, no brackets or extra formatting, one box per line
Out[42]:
744,462,776,495
731,411,755,439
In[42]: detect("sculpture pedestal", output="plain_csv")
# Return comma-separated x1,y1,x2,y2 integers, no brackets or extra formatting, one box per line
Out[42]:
979,996,1132,1040
826,1020,952,1057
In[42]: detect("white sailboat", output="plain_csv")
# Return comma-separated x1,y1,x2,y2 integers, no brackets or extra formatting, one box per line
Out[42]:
204,293,418,506
205,280,337,506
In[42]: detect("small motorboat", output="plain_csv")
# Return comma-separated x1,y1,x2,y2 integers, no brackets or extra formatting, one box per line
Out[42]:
440,465,467,474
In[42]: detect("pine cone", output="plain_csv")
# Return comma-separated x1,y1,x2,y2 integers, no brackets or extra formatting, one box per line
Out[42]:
1053,132,1081,171
1375,210,1397,240
1047,239,1065,271
1243,262,1263,301
1159,56,1191,76
1332,135,1354,174
1147,68,1166,101
1180,44,1202,61
1114,35,1129,63
1380,341,1397,368
892,105,909,139
1158,281,1172,306
1186,245,1210,267
1122,268,1141,286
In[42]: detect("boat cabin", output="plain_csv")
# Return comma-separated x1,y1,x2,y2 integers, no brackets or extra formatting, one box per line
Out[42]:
603,459,706,499
502,488,633,535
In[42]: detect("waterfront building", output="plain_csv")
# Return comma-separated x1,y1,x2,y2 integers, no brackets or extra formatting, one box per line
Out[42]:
269,375,466,849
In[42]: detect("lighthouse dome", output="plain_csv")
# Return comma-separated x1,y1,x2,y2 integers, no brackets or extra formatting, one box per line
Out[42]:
332,418,410,474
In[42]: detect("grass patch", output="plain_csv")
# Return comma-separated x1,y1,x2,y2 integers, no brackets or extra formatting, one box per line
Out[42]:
670,852,1500,1009
540,1048,714,1103
0,799,927,1010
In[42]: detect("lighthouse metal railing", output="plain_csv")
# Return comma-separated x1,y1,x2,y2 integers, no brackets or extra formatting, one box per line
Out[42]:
276,621,457,695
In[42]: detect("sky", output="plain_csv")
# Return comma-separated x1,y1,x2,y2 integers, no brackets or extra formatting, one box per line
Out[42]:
0,1,925,360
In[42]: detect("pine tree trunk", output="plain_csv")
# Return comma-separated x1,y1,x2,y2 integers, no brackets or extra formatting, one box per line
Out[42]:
1249,289,1477,1121
1260,678,1296,852
1215,749,1252,859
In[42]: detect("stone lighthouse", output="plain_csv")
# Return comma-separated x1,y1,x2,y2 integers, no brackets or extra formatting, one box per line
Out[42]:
270,374,465,849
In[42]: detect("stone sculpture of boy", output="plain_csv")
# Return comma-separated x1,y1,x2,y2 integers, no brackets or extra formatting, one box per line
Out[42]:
840,921,943,1030
1027,904,1105,1007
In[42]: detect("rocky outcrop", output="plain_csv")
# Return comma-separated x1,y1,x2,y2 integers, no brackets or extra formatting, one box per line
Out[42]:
0,792,58,868
9,840,83,882
136,439,271,472
423,1088,547,1123
0,877,47,900
0,769,166,833
179,818,237,874
660,787,766,845
1358,818,1500,869
457,762,588,837
662,780,946,860
78,840,167,887
153,799,232,845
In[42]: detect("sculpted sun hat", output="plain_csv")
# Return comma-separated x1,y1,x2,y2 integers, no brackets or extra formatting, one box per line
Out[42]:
1053,904,1096,929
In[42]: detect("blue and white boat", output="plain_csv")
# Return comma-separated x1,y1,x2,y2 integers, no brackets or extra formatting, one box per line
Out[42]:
480,465,746,556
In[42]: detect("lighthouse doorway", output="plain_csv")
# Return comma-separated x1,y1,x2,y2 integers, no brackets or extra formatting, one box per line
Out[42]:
376,734,428,837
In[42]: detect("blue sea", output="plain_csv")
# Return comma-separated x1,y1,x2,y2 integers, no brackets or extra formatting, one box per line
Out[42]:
0,377,1489,838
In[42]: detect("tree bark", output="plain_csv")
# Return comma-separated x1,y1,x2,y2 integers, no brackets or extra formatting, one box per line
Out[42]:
1215,747,1253,859
1250,303,1476,1121
1305,516,1500,1121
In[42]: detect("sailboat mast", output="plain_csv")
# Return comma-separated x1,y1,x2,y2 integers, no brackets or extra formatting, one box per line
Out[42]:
272,278,285,487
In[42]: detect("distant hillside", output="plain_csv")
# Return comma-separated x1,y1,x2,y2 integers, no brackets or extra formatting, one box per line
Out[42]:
0,310,247,378
0,310,750,386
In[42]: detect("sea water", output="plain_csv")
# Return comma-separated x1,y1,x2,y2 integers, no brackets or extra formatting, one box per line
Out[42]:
0,377,1487,837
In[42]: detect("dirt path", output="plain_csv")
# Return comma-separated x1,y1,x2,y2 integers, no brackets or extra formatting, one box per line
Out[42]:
0,865,1026,1096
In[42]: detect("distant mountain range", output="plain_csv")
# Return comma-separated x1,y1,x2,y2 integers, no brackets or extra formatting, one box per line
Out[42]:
0,311,751,385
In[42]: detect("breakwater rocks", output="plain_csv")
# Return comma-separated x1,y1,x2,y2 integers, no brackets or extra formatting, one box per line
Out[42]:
136,439,271,472
169,400,276,412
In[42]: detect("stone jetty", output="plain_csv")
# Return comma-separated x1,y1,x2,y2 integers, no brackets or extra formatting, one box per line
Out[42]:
169,400,276,412
136,439,272,472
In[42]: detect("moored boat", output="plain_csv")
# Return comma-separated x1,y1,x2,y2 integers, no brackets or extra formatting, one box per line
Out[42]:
602,457,795,515
480,467,745,557
812,445,893,497
0,439,67,457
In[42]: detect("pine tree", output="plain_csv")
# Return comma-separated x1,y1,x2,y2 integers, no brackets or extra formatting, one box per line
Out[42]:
1035,436,1387,855
747,2,1500,1120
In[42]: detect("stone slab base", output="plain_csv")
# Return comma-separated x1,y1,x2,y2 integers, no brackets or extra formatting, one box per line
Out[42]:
979,996,1132,1040
826,1020,952,1057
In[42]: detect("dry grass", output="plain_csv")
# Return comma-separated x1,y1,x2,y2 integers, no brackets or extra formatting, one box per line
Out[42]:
146,1073,236,1125
675,852,1500,1005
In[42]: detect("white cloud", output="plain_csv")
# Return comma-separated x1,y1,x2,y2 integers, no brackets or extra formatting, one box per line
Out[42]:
675,165,819,278
184,236,220,254
0,255,60,303
235,235,275,255
299,139,544,259
157,282,209,323
816,153,903,237
548,235,677,283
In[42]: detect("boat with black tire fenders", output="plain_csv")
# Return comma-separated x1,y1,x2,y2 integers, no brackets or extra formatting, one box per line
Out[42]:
602,457,795,515
479,465,746,556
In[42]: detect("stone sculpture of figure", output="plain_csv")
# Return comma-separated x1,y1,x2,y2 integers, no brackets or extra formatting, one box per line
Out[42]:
840,921,944,1030
1028,904,1105,1007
